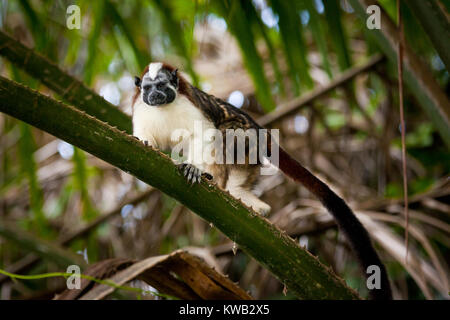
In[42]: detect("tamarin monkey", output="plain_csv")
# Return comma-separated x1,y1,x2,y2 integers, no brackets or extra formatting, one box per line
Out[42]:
132,62,392,300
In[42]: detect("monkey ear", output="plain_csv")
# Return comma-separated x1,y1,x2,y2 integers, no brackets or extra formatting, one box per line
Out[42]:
134,76,141,88
170,69,179,88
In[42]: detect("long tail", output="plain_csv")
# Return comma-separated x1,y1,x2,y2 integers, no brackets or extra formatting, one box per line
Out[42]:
278,147,392,300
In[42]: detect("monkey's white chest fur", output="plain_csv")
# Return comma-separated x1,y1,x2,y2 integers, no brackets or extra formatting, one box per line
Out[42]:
132,93,271,215
132,95,215,160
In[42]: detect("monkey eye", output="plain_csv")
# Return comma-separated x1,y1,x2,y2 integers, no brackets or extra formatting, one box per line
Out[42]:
156,83,165,90
143,85,151,90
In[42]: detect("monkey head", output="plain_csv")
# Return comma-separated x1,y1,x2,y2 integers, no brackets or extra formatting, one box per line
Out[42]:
134,62,179,106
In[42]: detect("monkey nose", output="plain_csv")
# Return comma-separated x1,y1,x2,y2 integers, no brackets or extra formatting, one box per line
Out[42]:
148,92,166,105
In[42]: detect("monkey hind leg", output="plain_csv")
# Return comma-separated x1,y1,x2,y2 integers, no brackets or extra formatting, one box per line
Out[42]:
225,167,271,216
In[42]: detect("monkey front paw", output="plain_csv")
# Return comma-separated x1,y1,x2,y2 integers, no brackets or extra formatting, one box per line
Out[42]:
254,202,271,217
131,136,150,147
131,136,148,146
178,163,213,183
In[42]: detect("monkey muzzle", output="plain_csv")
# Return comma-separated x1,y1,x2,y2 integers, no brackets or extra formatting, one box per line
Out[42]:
144,90,167,106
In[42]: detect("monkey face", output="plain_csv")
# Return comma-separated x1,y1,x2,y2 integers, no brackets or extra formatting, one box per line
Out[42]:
135,67,178,106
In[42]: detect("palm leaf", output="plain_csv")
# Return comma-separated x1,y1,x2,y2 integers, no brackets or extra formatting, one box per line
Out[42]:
298,0,332,77
323,0,352,70
72,147,97,222
83,0,106,85
270,0,313,94
242,0,286,97
105,0,151,72
215,0,275,112
407,0,450,71
152,0,199,85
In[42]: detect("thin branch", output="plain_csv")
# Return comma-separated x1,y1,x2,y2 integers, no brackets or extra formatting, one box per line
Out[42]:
257,54,384,126
397,0,409,263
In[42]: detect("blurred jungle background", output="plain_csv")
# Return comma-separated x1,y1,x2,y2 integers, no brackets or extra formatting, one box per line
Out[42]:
0,0,449,300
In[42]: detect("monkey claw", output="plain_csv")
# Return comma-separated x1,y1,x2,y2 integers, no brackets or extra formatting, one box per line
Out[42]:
178,163,213,184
